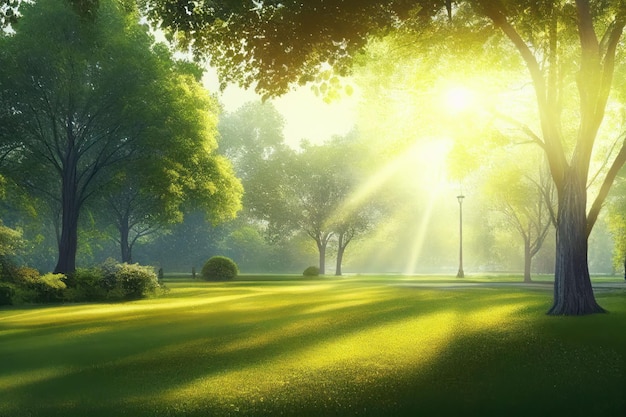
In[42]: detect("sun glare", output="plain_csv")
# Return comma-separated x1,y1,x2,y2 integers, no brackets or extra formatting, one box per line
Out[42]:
327,136,453,274
402,139,452,274
443,86,475,114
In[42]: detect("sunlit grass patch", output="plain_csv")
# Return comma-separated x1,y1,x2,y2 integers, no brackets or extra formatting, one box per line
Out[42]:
0,276,624,416
0,366,69,391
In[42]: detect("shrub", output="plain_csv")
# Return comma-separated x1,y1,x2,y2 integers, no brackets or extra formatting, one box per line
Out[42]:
202,256,238,281
12,268,66,303
65,267,108,302
37,273,67,302
66,261,159,302
303,266,320,277
13,266,40,286
99,257,120,291
1,259,161,304
115,263,159,299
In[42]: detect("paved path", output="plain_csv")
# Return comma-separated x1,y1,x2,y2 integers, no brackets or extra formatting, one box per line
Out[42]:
395,281,626,292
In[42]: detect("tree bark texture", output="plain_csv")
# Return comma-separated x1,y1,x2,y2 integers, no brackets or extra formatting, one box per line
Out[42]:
120,221,132,263
54,160,80,274
317,240,326,275
335,233,344,276
548,169,604,315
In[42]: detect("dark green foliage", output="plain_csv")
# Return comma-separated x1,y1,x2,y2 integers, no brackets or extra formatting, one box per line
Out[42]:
79,260,159,301
0,259,159,304
0,282,14,305
0,0,241,275
201,256,238,281
65,267,108,302
11,267,66,303
96,257,122,292
303,266,320,276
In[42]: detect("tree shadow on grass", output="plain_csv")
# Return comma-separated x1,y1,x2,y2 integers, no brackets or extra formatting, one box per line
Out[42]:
1,282,623,416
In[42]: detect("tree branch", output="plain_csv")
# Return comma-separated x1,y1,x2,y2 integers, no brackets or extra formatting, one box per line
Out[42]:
491,109,546,151
481,2,567,188
587,137,626,236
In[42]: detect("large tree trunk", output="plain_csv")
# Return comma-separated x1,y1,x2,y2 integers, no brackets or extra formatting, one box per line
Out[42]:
523,238,532,283
335,233,344,276
548,170,604,315
120,221,132,263
335,249,344,276
54,174,80,275
55,207,79,274
317,240,326,275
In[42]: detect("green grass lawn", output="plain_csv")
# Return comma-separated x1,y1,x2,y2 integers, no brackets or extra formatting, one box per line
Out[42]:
0,275,624,416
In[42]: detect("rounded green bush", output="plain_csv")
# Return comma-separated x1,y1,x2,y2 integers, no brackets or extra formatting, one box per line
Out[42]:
202,256,238,281
303,266,320,277
115,263,159,299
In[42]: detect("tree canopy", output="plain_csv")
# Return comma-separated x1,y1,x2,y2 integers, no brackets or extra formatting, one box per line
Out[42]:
0,0,241,273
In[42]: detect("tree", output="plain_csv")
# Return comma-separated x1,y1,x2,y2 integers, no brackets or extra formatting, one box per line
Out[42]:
102,71,242,264
0,0,241,273
254,136,377,275
218,101,287,178
284,143,346,275
483,151,556,282
333,203,380,276
0,0,21,32
606,173,626,278
144,0,626,315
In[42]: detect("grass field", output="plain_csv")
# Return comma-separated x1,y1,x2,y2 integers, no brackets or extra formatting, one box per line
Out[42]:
0,275,624,416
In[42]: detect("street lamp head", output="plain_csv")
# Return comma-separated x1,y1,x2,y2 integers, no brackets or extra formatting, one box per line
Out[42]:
457,194,465,203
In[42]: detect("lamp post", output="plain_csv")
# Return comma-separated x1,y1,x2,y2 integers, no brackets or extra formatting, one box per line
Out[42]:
456,194,465,278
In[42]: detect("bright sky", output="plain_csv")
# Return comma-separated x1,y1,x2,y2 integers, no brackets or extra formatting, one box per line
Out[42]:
202,69,359,148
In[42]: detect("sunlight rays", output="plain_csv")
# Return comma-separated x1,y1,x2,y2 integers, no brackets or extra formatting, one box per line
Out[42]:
443,85,476,114
403,189,440,274
329,137,452,273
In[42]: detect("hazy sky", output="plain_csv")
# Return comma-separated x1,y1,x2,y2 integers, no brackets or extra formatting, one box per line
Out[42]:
202,69,359,148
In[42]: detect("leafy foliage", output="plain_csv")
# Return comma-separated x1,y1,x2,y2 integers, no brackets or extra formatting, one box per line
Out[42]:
9,268,66,303
142,0,435,99
115,263,159,299
302,266,320,277
0,0,22,31
0,281,13,305
0,221,21,258
68,267,109,301
0,0,241,273
606,174,626,276
0,257,160,304
201,256,238,281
